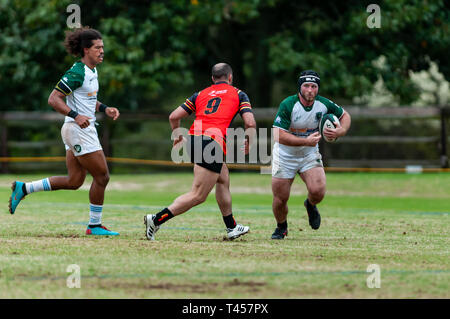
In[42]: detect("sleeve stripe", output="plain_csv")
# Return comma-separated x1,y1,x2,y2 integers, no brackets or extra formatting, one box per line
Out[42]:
239,106,252,110
60,80,72,92
55,80,72,95
239,108,253,114
272,125,290,132
54,86,67,95
181,104,193,114
183,102,195,112
185,99,194,107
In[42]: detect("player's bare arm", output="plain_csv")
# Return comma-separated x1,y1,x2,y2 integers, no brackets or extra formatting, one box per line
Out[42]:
169,106,190,147
95,101,120,120
241,112,257,154
275,127,321,147
323,111,351,140
48,89,91,128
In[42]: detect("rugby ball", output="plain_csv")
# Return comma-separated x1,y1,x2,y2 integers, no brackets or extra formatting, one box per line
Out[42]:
319,114,340,142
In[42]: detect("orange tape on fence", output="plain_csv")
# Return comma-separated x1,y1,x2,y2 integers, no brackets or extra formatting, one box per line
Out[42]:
324,167,450,173
1,157,449,173
0,156,263,170
106,157,265,170
0,157,67,162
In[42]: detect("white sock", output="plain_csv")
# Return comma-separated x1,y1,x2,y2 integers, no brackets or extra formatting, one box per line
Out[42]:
25,178,51,194
89,204,103,226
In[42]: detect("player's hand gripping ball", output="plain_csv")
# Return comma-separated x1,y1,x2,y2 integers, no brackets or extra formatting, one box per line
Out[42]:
319,114,340,142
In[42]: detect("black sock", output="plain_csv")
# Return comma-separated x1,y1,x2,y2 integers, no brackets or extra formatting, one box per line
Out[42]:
88,224,102,228
223,214,236,229
154,208,174,226
22,183,27,195
277,221,288,230
306,198,315,207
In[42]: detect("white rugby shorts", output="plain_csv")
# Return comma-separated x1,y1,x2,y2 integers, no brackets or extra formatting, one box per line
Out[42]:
271,143,323,179
61,122,102,156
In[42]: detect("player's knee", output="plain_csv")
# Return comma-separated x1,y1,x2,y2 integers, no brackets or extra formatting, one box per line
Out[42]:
68,176,85,190
95,172,110,187
217,173,229,186
216,178,228,186
273,194,289,207
309,186,326,202
192,192,208,206
101,173,110,186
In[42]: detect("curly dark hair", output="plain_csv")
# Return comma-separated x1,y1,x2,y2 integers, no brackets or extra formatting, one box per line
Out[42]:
64,26,102,57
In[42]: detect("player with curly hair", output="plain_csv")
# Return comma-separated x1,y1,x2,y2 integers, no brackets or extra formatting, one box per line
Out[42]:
9,27,121,236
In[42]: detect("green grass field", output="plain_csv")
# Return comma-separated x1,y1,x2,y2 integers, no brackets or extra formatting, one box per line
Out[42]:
0,172,449,298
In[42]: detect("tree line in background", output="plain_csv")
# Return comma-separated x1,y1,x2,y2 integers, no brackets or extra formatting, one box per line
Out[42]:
0,0,448,112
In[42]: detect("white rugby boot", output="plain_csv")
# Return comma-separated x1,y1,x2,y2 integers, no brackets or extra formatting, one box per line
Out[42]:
144,214,160,240
226,224,250,240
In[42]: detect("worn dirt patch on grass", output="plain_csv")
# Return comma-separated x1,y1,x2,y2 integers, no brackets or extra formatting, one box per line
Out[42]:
84,278,267,294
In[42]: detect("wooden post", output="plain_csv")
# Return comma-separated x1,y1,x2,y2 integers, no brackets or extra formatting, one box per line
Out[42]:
0,119,9,173
440,108,449,168
101,120,113,172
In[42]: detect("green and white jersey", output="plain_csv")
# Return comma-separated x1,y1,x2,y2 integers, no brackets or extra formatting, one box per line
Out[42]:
273,94,344,155
54,61,99,124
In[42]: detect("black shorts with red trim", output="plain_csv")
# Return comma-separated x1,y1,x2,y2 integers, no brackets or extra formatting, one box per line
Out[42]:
187,135,224,174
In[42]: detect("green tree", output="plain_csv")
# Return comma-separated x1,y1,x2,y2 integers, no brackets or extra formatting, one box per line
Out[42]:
0,0,448,111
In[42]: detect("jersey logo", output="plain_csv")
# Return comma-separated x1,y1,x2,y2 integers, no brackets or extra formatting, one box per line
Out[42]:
208,90,227,97
274,116,282,124
74,145,82,153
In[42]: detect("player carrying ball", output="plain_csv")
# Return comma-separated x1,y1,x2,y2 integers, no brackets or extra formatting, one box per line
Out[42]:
271,70,351,239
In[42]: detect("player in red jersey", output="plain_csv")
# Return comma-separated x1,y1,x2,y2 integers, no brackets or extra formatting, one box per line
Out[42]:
144,63,257,241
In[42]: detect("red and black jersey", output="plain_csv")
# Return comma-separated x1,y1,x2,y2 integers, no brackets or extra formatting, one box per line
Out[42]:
181,81,252,153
